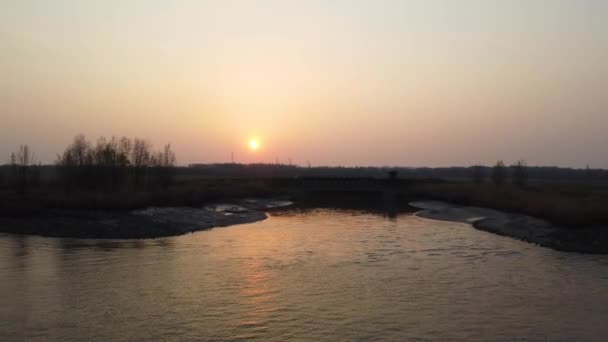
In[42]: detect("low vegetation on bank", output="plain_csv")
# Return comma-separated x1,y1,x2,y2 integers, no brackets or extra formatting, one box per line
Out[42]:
409,160,608,229
1,142,607,233
412,181,608,229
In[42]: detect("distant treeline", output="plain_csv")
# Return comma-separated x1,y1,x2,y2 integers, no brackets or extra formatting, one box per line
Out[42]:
184,163,607,182
2,143,607,195
1,135,176,193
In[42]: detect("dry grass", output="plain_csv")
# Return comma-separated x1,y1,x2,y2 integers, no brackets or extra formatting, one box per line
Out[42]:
0,178,277,217
411,182,608,228
3,176,607,230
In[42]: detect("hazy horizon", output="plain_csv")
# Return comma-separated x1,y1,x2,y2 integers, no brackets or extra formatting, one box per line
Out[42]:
2,0,607,167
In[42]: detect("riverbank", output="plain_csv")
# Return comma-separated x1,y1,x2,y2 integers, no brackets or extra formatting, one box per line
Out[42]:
0,199,291,239
410,201,608,254
410,182,608,228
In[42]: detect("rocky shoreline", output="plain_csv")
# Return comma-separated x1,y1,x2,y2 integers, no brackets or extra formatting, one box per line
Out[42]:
410,201,608,254
0,199,292,239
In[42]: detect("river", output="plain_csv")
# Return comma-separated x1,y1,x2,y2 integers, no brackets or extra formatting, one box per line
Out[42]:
2,208,608,341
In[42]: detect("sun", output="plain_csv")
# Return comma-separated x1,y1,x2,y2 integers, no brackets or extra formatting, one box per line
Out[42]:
248,139,260,151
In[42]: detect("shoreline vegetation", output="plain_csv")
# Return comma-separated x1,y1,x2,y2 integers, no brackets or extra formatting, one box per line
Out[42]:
1,179,607,253
1,136,607,251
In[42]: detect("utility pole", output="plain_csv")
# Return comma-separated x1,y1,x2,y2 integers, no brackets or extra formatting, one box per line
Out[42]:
231,152,234,164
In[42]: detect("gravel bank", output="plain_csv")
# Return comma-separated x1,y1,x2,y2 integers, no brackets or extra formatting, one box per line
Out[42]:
0,199,292,239
410,201,608,254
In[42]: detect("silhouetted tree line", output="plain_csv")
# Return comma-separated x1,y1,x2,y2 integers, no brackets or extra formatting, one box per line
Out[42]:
2,147,606,193
1,135,176,194
184,162,606,182
2,145,40,194
56,135,176,192
475,160,528,187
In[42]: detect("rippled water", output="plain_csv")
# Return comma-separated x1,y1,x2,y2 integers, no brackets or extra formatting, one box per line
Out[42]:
2,209,608,341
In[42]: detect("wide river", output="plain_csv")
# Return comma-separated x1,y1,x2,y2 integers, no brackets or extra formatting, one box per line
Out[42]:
2,208,608,341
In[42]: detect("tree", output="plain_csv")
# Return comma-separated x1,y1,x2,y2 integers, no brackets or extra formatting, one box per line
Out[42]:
9,145,34,194
131,138,152,168
6,152,17,189
151,144,177,189
17,145,32,167
159,143,176,168
491,160,507,186
118,137,132,166
70,134,92,167
90,136,132,188
56,135,93,190
131,138,152,189
511,160,528,187
55,134,177,192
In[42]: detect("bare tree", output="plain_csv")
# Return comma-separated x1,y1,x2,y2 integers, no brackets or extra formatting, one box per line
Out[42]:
17,145,32,167
151,144,177,189
131,138,152,189
160,144,176,167
55,134,177,192
71,134,92,166
90,136,133,188
5,152,18,189
56,135,93,191
131,139,152,168
10,145,35,193
118,137,132,166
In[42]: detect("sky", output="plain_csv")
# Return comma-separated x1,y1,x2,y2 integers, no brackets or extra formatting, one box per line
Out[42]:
1,0,607,167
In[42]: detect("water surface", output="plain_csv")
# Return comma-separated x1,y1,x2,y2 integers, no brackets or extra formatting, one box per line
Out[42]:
2,209,608,341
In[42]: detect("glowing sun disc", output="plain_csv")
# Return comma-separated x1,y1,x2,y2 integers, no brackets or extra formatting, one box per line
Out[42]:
249,139,260,150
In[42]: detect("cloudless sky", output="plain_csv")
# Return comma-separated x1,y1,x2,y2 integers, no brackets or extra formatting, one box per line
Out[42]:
1,0,607,167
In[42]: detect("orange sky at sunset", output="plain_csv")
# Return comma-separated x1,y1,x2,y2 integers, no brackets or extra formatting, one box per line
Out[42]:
1,1,607,167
